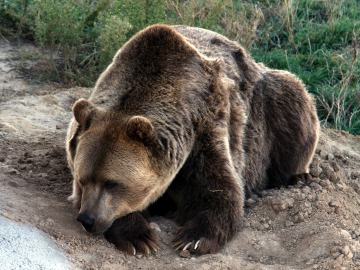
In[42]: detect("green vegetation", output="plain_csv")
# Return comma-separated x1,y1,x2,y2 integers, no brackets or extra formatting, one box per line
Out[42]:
0,0,359,134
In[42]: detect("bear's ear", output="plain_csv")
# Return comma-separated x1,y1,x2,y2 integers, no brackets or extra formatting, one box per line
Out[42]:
72,98,97,128
126,116,155,145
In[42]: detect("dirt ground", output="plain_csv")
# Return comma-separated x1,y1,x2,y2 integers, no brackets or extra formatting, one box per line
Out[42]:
1,39,360,270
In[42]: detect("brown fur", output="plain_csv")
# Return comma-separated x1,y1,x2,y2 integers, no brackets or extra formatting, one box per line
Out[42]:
66,24,319,255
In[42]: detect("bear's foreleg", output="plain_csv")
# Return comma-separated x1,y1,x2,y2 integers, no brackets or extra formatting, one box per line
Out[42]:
172,137,244,254
104,212,159,255
172,203,241,254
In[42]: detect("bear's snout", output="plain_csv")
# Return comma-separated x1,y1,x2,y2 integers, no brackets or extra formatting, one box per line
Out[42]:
77,213,95,233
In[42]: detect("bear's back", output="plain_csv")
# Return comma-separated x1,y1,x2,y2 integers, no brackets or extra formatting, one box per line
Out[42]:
173,26,263,97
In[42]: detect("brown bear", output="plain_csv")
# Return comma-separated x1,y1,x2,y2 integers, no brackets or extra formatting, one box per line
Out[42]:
66,24,319,255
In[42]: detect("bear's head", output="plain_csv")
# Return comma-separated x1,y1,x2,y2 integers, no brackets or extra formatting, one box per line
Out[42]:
67,99,174,234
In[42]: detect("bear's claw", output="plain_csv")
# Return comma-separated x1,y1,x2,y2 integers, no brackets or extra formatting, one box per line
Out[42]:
182,242,192,251
174,240,200,251
194,240,200,250
173,236,221,254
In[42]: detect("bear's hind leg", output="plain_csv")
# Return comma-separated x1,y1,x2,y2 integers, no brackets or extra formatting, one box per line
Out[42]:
287,172,312,186
266,125,319,189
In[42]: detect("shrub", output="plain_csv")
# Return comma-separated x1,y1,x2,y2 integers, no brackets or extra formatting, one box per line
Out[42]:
109,0,166,38
96,15,132,67
33,0,87,70
0,0,34,37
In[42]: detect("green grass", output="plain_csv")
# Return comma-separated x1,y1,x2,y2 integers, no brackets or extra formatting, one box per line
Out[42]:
249,0,359,134
0,0,359,134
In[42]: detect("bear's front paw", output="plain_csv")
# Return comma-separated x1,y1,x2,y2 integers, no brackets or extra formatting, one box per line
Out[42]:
104,212,159,255
172,213,229,254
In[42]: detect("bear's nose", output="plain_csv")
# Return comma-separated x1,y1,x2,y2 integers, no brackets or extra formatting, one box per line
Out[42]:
77,213,95,232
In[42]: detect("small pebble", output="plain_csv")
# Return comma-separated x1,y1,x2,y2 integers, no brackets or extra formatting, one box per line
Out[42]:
296,193,306,200
339,230,352,240
304,202,311,208
322,166,337,182
310,182,322,191
341,245,350,255
179,250,190,258
331,161,340,172
246,198,256,206
332,252,341,258
310,165,322,177
285,221,294,227
347,252,353,259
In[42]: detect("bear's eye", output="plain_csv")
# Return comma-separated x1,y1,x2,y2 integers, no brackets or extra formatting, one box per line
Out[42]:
104,181,118,189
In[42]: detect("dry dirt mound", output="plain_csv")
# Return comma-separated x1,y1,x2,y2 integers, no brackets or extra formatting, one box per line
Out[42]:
1,39,360,269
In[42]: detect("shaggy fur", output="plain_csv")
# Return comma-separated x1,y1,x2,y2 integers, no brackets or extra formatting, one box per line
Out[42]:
66,24,319,255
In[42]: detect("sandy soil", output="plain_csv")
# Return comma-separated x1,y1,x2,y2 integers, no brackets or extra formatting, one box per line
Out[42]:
1,39,360,270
